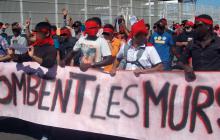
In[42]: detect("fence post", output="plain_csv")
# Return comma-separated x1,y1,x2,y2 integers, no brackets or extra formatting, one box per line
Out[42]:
84,0,88,21
55,0,58,27
148,0,152,27
19,0,24,25
109,0,112,24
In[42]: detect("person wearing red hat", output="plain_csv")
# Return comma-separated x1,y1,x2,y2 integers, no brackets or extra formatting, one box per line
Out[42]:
102,24,122,73
150,19,175,70
175,21,194,64
178,14,220,82
60,18,112,71
110,19,163,76
57,27,78,66
0,22,57,68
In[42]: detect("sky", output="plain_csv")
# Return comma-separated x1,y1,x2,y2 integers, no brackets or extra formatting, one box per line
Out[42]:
196,0,220,6
195,0,220,24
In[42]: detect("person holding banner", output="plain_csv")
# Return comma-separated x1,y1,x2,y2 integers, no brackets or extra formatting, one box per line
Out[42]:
103,24,122,73
150,19,175,71
0,22,57,68
60,18,112,71
110,19,163,77
178,14,220,81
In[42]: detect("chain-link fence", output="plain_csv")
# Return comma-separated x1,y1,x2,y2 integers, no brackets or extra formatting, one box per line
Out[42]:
0,0,199,29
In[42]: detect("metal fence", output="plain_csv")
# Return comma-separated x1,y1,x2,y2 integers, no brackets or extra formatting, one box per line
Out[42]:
0,0,199,29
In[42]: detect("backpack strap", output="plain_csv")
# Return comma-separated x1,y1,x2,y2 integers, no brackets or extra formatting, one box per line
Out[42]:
123,43,131,59
126,47,146,69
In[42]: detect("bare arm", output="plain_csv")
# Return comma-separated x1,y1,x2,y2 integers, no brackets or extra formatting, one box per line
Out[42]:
176,41,188,47
92,55,113,68
109,58,120,76
137,63,163,74
0,55,12,62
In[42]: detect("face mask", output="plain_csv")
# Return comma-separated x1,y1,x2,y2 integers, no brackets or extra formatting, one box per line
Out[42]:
185,27,192,32
12,28,21,36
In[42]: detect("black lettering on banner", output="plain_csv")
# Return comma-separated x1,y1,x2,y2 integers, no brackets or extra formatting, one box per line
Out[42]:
91,84,106,120
143,81,169,128
27,75,41,106
190,86,214,134
120,84,139,118
107,86,122,119
0,75,13,104
51,79,72,113
38,80,50,111
69,72,96,114
11,73,26,106
215,87,220,128
168,85,192,131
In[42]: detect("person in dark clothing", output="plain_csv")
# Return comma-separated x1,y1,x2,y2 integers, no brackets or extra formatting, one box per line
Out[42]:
175,21,194,61
58,27,79,66
178,14,220,82
0,22,57,68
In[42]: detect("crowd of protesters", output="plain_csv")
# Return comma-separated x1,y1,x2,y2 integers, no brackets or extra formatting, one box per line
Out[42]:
1,7,220,140
1,9,220,82
0,11,219,84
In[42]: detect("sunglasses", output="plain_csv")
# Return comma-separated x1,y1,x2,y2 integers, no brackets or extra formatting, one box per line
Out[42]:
103,32,112,36
73,25,80,28
194,21,206,28
185,26,192,29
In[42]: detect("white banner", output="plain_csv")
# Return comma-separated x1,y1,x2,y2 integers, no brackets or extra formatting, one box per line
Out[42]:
0,62,220,140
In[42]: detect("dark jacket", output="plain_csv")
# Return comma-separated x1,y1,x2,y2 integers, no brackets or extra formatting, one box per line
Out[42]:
59,37,81,66
14,43,57,68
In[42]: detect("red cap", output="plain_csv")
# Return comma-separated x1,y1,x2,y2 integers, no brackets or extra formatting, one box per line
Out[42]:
60,28,72,37
174,24,181,29
131,19,148,37
103,27,114,34
185,21,194,27
85,20,99,29
195,16,213,25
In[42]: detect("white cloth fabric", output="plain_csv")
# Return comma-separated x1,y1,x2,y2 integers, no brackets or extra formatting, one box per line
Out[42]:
73,36,111,63
10,35,28,54
117,42,162,70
